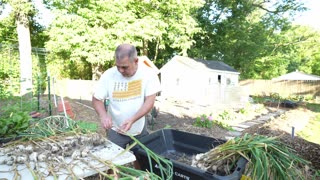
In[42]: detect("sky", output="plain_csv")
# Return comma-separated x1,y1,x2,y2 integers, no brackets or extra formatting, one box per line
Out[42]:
293,0,320,30
1,0,319,30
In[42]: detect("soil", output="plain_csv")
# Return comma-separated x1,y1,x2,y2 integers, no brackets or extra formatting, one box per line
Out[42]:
61,97,320,172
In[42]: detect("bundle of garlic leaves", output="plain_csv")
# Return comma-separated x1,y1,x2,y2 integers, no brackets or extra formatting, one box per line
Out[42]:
192,133,310,180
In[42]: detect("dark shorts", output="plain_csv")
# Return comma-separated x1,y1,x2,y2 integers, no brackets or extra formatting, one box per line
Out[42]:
107,124,149,149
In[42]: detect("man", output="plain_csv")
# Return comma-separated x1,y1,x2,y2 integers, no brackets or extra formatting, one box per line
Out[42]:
92,44,161,149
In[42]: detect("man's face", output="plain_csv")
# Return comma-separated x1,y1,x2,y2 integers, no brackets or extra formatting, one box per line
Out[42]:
115,57,138,77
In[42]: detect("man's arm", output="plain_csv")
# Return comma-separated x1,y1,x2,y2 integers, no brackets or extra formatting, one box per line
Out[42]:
121,93,157,132
92,96,112,129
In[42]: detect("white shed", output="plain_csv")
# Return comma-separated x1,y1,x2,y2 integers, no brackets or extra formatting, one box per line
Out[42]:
160,55,241,104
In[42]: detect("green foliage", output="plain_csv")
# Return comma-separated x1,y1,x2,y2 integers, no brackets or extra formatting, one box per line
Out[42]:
0,45,49,97
0,13,17,44
250,95,267,104
0,94,43,138
193,113,233,130
238,108,248,115
252,94,316,107
306,103,320,113
0,46,20,98
189,0,320,79
0,105,31,138
193,114,214,128
217,110,234,121
45,0,204,79
2,0,320,81
76,120,98,133
314,170,320,179
270,92,282,100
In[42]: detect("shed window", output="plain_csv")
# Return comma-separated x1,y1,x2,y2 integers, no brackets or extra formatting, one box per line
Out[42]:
218,75,221,84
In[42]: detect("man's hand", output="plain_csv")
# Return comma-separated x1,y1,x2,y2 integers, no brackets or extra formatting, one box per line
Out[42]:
92,96,112,129
120,119,133,132
101,114,112,129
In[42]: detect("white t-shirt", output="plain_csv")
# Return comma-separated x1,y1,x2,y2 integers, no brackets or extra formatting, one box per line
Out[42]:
93,64,161,135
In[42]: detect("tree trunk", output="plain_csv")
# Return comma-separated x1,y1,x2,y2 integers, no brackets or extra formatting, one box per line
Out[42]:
16,13,32,96
153,37,160,61
142,39,148,56
92,64,103,80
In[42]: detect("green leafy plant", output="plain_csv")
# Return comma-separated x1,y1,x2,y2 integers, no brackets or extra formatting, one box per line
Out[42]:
250,95,266,104
193,114,214,128
0,111,30,138
314,170,320,179
193,113,233,130
77,120,98,133
0,97,40,138
238,108,248,115
217,110,234,121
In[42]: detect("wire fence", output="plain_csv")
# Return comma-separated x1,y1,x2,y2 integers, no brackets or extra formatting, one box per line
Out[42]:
0,44,52,115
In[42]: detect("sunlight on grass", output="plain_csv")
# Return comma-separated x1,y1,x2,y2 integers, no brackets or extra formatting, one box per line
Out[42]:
306,103,320,113
297,114,320,144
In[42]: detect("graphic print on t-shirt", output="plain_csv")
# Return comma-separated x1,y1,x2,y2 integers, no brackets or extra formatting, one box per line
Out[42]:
112,80,142,101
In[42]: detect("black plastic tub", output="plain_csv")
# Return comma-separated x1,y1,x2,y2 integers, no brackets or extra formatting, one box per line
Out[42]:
0,136,21,146
132,129,247,180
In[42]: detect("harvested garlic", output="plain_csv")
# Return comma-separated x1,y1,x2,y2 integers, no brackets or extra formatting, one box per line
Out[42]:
24,145,33,153
71,150,81,159
16,155,28,164
38,153,47,162
29,152,38,162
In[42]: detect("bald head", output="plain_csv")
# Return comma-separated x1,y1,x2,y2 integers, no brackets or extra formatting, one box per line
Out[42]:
115,44,138,62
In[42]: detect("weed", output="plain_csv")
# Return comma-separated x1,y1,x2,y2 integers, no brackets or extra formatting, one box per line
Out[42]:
77,120,98,133
193,113,233,130
193,114,213,128
217,110,234,121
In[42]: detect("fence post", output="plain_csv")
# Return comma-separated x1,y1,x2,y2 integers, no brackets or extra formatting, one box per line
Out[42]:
47,75,52,116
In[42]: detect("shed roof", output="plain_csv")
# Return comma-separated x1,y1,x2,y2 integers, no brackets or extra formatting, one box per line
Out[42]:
138,56,160,74
160,55,239,74
273,71,320,80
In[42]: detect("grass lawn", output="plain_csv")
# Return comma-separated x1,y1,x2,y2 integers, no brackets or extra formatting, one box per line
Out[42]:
297,103,320,144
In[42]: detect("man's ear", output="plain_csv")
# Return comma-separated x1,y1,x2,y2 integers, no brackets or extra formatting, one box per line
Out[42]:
134,58,139,64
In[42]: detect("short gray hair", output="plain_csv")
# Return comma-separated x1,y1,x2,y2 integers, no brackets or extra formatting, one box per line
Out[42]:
115,44,137,62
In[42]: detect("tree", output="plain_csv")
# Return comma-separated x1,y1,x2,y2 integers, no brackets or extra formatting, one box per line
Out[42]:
281,26,320,75
1,0,34,95
44,0,204,79
1,0,49,96
190,0,307,79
